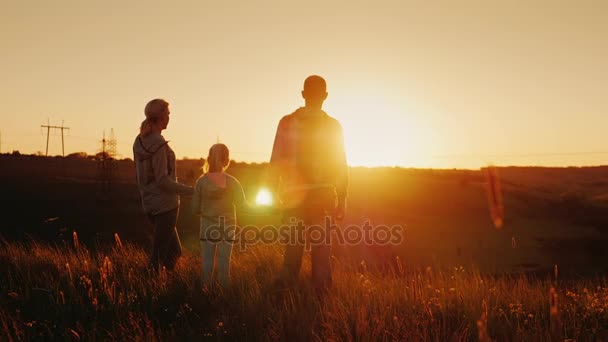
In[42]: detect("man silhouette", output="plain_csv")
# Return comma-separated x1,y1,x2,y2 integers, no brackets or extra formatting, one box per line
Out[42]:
269,75,348,291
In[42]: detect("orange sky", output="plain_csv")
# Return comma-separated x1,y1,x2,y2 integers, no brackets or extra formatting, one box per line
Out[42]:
1,0,607,168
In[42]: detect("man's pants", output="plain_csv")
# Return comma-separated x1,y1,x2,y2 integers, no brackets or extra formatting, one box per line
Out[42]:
281,189,336,290
147,208,182,271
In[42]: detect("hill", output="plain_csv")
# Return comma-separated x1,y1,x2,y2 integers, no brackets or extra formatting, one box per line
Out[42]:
1,154,608,275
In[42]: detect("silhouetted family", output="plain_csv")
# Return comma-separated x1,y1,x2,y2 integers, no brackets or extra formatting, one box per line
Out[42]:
133,75,348,293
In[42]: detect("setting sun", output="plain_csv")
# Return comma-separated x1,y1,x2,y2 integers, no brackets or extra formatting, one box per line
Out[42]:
3,1,608,339
329,91,435,167
255,188,273,206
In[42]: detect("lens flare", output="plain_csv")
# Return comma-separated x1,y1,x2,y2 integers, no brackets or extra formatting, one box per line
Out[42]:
485,166,504,230
255,188,273,206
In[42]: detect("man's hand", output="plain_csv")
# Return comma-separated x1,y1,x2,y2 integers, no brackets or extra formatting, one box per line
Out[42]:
334,201,346,221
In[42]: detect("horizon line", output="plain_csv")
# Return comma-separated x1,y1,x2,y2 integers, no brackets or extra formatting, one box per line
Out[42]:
3,152,608,171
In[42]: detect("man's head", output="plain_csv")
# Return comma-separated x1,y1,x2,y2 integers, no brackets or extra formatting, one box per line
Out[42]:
301,75,328,108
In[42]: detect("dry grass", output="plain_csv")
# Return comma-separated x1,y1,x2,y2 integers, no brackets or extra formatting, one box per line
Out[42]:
1,237,607,341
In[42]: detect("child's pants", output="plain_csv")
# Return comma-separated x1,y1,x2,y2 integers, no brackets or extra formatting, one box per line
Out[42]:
200,240,233,287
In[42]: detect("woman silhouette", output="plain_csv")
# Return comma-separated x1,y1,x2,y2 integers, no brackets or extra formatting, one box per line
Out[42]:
132,99,194,271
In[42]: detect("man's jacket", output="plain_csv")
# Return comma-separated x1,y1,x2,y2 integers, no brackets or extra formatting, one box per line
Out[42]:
270,107,348,209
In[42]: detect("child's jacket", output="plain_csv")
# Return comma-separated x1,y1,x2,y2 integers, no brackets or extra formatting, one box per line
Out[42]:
192,173,246,242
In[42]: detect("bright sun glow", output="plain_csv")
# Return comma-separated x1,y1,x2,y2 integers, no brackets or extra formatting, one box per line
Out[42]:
328,91,434,167
255,188,273,206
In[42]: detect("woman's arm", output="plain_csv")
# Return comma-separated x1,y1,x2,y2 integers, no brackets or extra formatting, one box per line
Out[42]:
152,144,194,195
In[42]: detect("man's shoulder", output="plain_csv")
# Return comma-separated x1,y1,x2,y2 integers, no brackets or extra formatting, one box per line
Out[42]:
278,110,299,126
279,108,340,123
324,113,340,124
322,112,343,131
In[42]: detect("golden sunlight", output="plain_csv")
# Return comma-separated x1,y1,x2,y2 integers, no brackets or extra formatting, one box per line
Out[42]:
255,188,273,206
329,92,432,167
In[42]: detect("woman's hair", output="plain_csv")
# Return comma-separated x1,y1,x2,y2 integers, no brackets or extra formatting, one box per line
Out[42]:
140,99,169,136
204,144,230,173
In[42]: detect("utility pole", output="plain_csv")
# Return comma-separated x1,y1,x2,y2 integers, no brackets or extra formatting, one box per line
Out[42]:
44,119,50,156
102,130,106,158
41,120,70,156
61,120,66,157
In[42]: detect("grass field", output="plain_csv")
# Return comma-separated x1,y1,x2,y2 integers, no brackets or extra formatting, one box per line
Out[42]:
3,154,608,276
1,238,607,341
3,155,608,340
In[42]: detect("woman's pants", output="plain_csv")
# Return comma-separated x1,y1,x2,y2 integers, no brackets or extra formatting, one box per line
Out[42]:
147,208,182,271
200,240,233,287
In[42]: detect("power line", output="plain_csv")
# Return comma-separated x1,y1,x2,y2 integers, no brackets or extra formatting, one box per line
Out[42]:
40,120,70,156
14,125,608,162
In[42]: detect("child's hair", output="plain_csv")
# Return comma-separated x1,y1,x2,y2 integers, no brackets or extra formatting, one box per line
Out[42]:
204,144,230,173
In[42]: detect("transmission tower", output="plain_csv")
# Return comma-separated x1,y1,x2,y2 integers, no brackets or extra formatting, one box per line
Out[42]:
40,119,70,156
98,130,117,194
99,129,118,159
107,128,117,158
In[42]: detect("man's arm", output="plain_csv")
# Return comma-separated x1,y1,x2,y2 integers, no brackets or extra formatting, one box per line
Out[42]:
334,121,348,219
266,118,288,195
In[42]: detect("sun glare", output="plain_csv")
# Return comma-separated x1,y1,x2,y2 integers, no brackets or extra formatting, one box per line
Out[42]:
329,92,432,167
255,188,273,206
